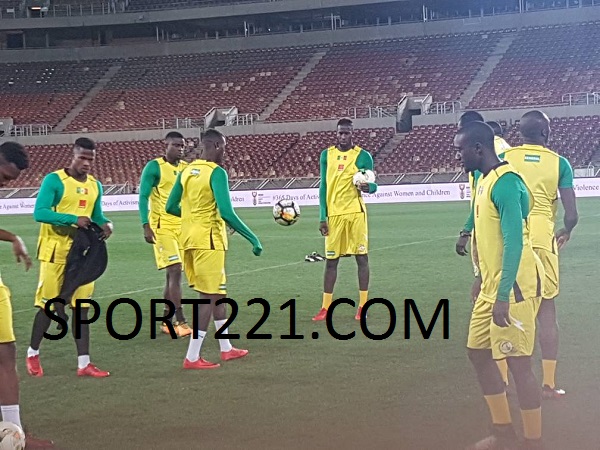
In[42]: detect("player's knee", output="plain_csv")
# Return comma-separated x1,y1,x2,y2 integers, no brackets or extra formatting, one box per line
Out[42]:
467,348,490,369
0,342,16,365
325,259,339,270
506,355,532,377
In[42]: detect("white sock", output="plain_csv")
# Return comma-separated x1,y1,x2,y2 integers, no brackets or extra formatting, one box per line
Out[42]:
78,355,90,370
1,405,22,429
185,330,206,362
214,319,233,352
27,347,39,358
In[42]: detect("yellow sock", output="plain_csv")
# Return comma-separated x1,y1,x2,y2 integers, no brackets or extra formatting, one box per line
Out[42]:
542,360,556,389
496,359,509,386
484,392,512,425
359,291,368,308
521,408,542,440
322,293,333,310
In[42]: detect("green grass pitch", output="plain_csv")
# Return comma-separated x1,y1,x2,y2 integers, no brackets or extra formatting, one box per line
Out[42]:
2,199,599,449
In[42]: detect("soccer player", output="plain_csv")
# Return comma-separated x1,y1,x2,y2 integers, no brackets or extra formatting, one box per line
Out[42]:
166,129,262,369
312,118,378,322
454,122,544,450
26,138,113,378
0,142,55,449
498,110,578,399
455,112,512,387
139,131,191,337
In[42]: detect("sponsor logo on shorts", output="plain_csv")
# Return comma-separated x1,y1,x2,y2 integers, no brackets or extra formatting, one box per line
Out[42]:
326,251,336,257
219,284,227,290
168,255,179,261
358,245,366,253
499,341,514,354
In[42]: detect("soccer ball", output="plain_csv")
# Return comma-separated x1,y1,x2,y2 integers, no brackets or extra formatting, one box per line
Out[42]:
0,422,25,450
353,169,376,186
272,199,300,226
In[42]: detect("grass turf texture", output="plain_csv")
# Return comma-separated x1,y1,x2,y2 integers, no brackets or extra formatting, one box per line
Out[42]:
3,200,599,450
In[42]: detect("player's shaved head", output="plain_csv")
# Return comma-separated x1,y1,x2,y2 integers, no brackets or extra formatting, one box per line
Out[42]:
453,121,496,173
74,137,95,153
458,111,484,129
519,110,550,145
201,128,227,165
0,141,28,187
486,121,503,137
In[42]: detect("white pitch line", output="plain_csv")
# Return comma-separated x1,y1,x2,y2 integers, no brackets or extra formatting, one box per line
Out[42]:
12,235,455,314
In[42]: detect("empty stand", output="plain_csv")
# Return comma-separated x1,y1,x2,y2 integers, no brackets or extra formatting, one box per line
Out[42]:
66,48,317,132
126,0,271,12
268,33,501,122
470,21,600,108
273,128,396,178
0,60,110,127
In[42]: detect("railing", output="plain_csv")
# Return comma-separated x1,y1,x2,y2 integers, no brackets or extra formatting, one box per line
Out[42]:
156,117,204,130
424,101,462,115
346,105,398,119
232,113,259,126
8,123,52,136
561,92,600,106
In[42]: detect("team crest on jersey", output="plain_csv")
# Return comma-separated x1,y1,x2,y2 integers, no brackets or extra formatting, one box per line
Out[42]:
190,169,200,176
499,341,514,354
76,187,88,195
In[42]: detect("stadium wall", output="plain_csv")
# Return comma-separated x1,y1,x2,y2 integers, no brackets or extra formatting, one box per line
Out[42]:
1,178,599,215
3,117,396,146
1,6,599,62
413,105,600,128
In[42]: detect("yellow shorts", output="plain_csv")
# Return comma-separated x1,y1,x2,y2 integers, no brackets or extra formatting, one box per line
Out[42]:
34,261,94,309
533,247,559,299
183,249,226,294
467,296,542,360
0,284,15,344
153,227,183,270
325,212,368,259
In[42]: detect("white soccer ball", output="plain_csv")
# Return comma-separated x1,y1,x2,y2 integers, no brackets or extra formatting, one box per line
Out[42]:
353,169,376,186
0,422,25,450
272,199,300,226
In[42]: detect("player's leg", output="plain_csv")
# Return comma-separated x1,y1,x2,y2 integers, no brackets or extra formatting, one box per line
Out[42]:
184,292,221,369
313,215,343,321
534,247,562,398
352,211,369,320
27,262,60,377
166,263,191,337
0,286,54,448
494,297,543,448
153,229,179,335
212,295,248,362
466,299,517,450
72,284,109,378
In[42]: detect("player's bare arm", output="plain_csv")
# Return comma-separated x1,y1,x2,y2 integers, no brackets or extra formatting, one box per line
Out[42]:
0,229,31,271
556,187,578,250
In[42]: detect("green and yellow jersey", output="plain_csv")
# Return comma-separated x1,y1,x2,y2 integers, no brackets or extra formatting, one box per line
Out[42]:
500,144,573,252
474,162,542,303
165,160,260,251
319,145,378,221
139,157,188,230
33,169,109,264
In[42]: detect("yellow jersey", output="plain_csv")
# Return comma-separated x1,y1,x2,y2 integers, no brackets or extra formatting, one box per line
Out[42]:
500,144,574,252
36,169,101,264
474,163,543,303
177,160,228,251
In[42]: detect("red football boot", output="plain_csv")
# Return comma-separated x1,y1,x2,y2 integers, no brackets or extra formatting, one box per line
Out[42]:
26,355,43,377
77,363,110,378
221,348,249,361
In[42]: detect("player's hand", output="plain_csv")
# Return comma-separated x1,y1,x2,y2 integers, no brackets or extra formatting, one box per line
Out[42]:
555,228,570,251
12,235,32,272
252,241,263,256
357,182,370,193
492,301,510,328
455,234,469,256
470,276,481,305
76,216,91,229
143,224,155,244
319,221,329,236
101,222,114,240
